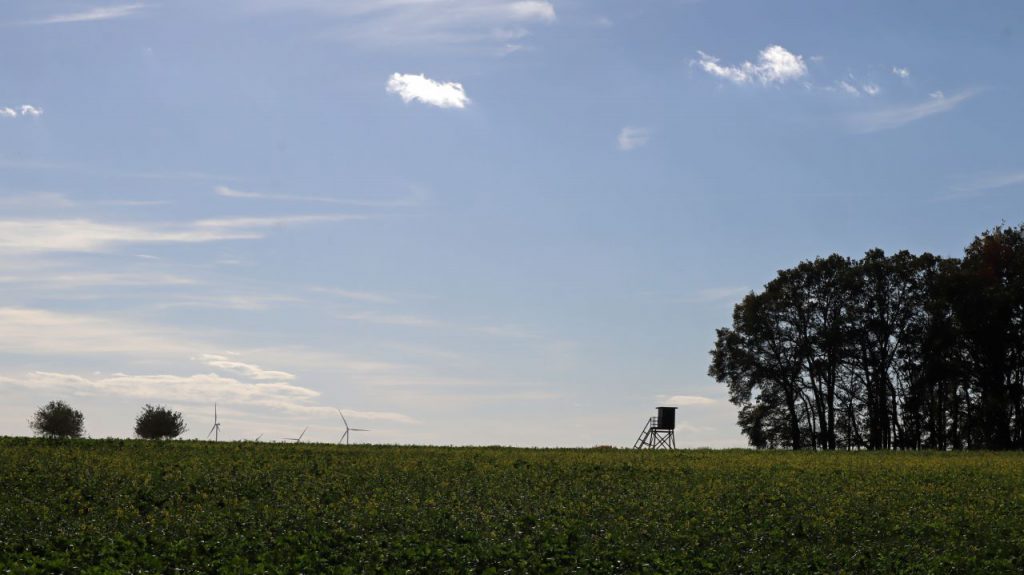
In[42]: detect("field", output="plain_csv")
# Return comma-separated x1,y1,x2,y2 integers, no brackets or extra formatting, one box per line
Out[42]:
1,439,1023,573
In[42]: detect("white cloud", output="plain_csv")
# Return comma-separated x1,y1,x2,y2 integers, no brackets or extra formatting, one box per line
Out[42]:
257,0,555,48
617,127,650,151
387,73,470,109
19,105,43,117
0,214,360,253
199,353,296,381
0,108,17,118
664,395,717,406
892,66,910,78
26,3,144,25
862,83,880,96
850,89,976,133
696,45,807,86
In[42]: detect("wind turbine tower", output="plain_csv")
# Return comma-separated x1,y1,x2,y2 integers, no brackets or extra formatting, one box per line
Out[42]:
207,403,222,442
284,427,308,443
338,409,369,445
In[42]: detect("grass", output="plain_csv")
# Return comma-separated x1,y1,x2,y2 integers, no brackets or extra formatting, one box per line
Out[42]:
1,438,1023,573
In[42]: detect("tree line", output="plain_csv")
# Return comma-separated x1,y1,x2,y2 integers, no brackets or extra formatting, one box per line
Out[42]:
710,224,1024,450
29,401,187,440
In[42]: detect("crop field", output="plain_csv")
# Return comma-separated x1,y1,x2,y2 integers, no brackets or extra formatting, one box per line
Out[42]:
1,439,1023,574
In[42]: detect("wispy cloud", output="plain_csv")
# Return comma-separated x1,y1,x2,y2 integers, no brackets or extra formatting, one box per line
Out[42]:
0,192,74,208
25,3,144,25
311,286,396,304
892,66,910,79
387,73,470,109
946,171,1024,199
682,287,749,304
0,214,362,254
199,353,296,381
0,307,197,357
337,311,536,339
0,271,197,288
695,45,808,86
618,127,650,151
255,0,555,49
215,185,423,207
663,395,717,406
158,294,299,311
850,89,977,133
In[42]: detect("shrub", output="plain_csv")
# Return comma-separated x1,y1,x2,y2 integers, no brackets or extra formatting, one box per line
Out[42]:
29,400,85,439
134,404,187,439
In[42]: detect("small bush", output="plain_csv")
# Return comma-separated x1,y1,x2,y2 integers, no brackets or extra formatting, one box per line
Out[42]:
29,401,85,439
134,404,187,440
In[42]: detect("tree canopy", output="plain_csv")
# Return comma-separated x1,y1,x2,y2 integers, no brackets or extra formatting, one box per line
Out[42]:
134,405,187,440
29,400,85,439
710,224,1024,450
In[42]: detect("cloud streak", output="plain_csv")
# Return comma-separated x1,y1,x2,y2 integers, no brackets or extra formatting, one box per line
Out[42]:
256,0,555,49
25,3,144,25
664,395,717,406
0,214,362,253
850,89,977,133
387,73,470,109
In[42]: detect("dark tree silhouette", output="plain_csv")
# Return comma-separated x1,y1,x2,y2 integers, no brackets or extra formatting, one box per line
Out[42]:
29,401,85,439
134,404,187,440
710,224,1024,450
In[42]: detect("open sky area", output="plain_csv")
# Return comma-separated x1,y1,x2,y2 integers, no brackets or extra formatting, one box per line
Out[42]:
0,1,1021,446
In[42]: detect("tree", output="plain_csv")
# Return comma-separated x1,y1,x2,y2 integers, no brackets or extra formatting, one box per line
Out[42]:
29,400,85,439
134,404,187,440
710,224,1024,451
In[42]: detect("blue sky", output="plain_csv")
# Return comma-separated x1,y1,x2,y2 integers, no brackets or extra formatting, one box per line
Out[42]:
0,0,1021,446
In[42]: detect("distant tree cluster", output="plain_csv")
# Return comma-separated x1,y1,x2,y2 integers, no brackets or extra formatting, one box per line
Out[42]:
28,402,186,440
710,224,1024,450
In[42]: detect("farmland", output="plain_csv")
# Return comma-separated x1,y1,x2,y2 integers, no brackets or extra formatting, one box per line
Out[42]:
1,439,1023,573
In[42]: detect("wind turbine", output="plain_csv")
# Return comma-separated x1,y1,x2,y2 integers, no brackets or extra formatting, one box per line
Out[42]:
284,427,308,443
338,409,369,445
207,403,221,441
253,434,263,442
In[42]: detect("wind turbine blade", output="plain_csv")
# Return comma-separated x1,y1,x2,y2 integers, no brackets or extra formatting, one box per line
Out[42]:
207,425,216,439
351,428,369,431
298,427,307,441
338,410,349,431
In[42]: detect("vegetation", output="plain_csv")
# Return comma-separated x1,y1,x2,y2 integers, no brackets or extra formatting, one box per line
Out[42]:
1,438,1023,573
28,400,85,439
711,224,1024,450
134,404,187,440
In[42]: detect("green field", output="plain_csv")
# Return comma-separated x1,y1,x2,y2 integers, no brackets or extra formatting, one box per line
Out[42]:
2,439,1023,574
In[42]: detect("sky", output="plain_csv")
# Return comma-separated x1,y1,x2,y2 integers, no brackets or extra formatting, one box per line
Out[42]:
0,1,1022,447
